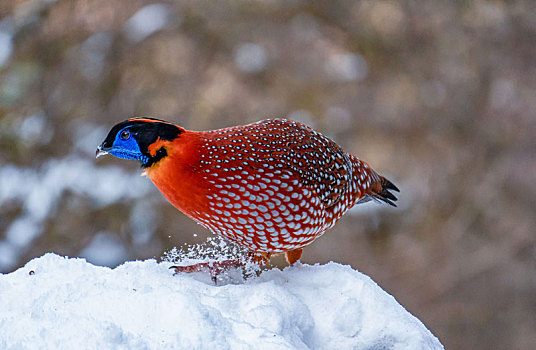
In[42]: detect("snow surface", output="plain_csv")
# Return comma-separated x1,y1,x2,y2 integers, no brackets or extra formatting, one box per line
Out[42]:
0,254,443,349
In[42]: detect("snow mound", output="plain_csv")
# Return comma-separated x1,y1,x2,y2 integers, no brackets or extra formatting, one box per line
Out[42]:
0,254,443,349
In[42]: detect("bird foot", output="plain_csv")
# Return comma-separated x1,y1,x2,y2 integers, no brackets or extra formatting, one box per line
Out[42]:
170,251,272,284
285,248,303,265
170,259,245,283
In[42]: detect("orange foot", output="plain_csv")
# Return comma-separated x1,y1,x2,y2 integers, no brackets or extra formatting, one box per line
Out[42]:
285,248,303,265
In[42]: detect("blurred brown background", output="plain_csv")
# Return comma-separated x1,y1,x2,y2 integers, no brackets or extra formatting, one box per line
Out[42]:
1,1,535,349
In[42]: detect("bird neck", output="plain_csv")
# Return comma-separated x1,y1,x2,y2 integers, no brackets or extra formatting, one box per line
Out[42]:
143,131,210,217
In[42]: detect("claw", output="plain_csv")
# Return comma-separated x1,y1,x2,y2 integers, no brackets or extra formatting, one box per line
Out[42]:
170,252,272,284
170,259,244,284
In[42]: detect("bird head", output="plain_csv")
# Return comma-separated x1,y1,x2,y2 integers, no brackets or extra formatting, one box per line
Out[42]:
96,117,184,168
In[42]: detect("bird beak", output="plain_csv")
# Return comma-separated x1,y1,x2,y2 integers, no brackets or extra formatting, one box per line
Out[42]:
96,145,110,158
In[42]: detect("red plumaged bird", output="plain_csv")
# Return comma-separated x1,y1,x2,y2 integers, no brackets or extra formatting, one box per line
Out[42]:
97,118,398,270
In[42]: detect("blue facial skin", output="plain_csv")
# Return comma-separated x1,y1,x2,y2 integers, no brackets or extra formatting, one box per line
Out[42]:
109,127,149,164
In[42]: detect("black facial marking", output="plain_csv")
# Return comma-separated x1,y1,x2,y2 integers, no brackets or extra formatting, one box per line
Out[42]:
101,118,183,167
143,147,168,168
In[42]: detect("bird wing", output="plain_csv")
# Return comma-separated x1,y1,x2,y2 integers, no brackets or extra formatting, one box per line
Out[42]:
288,126,353,208
249,119,353,208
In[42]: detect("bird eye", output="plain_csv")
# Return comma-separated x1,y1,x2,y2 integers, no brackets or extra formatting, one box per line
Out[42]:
120,130,131,140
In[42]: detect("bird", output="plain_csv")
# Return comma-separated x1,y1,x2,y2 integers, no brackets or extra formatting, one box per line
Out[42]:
97,117,398,273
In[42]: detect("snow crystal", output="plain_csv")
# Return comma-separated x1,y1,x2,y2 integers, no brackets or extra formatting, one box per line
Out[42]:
162,235,257,284
0,254,444,349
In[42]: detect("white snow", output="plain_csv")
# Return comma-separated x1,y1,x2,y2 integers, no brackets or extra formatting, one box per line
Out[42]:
0,254,443,349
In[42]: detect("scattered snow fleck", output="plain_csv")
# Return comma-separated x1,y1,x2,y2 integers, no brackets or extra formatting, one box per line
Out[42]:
163,235,247,265
0,254,444,349
162,235,256,284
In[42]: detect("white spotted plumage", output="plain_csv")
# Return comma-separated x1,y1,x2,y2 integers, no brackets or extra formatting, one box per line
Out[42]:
192,118,385,253
98,117,396,264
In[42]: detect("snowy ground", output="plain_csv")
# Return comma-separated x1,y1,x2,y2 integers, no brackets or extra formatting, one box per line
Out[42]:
0,254,443,349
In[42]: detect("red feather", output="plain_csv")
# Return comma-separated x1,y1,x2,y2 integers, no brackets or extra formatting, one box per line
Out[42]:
143,119,398,257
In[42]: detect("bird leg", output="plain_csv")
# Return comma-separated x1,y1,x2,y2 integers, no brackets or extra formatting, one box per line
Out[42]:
170,259,244,273
170,259,244,283
247,251,271,265
170,251,272,283
285,248,302,265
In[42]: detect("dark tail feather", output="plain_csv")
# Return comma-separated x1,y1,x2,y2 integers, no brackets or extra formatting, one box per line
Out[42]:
371,176,400,207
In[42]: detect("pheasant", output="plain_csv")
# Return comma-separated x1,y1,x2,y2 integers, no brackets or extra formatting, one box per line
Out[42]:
97,117,398,273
